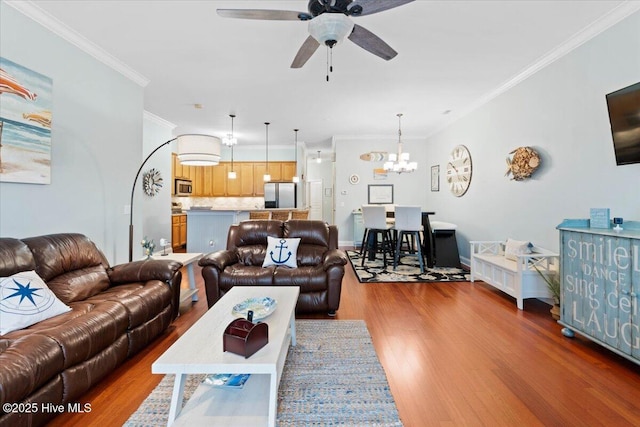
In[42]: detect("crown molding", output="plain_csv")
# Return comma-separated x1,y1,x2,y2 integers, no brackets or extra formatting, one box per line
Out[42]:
144,111,176,130
5,0,149,87
429,1,640,138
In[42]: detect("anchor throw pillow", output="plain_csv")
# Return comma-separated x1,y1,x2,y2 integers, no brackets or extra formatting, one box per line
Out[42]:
262,236,301,268
0,270,71,335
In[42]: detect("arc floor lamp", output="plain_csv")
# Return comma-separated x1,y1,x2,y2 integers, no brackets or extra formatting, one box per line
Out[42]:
128,134,221,261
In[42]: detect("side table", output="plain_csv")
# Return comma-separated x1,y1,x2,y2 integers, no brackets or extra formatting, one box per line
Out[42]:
150,252,203,306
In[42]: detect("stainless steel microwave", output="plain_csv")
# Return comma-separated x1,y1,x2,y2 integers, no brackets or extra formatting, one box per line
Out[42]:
175,179,192,196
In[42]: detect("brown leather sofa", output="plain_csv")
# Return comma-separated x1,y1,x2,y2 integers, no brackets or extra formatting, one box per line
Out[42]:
199,220,347,315
0,233,182,427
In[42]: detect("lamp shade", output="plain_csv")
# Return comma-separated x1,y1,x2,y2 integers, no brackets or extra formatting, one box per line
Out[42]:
177,134,221,165
308,13,354,45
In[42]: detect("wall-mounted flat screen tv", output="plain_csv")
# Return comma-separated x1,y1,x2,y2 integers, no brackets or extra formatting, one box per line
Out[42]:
606,81,640,166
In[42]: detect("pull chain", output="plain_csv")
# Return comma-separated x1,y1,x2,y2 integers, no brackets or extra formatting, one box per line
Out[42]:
326,46,334,82
326,47,330,82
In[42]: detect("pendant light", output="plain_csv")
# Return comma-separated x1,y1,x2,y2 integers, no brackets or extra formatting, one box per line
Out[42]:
383,113,417,173
292,129,300,183
263,122,271,182
316,150,322,164
226,114,237,179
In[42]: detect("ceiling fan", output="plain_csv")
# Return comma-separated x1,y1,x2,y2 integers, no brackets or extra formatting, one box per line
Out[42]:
218,0,414,69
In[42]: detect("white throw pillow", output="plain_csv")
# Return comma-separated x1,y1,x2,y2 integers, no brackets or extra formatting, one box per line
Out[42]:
504,238,532,261
262,236,301,268
0,270,71,335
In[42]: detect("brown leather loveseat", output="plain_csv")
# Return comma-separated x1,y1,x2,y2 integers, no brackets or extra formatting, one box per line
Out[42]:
0,233,182,427
199,220,347,315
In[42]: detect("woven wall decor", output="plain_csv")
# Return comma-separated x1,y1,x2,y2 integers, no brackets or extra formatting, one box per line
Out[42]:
505,147,540,181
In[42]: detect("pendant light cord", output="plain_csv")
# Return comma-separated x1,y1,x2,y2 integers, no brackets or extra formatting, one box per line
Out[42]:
265,122,270,168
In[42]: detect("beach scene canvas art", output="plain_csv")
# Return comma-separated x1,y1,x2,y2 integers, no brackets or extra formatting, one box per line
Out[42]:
0,57,52,184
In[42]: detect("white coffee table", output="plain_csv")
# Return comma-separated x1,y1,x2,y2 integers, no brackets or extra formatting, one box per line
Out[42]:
152,286,299,427
149,252,202,304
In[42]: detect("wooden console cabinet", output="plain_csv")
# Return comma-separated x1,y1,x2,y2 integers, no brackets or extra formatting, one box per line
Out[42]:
557,219,640,365
171,214,187,250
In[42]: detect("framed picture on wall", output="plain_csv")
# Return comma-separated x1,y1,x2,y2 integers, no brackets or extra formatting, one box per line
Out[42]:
431,165,439,192
368,184,394,204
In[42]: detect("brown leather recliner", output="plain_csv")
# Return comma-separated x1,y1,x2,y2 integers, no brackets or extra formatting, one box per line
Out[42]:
0,233,182,427
199,220,348,315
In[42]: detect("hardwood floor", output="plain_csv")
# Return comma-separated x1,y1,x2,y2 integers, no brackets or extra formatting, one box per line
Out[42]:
49,258,640,426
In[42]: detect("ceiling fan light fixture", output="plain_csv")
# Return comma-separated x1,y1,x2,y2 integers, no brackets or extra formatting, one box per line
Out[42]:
308,13,354,46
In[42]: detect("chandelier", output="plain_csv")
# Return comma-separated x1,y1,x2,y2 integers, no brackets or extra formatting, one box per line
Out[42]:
222,114,237,146
383,113,417,173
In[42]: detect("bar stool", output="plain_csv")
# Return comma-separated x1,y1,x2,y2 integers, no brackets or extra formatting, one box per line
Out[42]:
271,210,290,221
361,205,395,267
291,210,309,219
393,205,425,273
249,211,271,220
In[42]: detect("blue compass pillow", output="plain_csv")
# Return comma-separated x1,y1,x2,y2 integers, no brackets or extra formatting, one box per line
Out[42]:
262,236,301,268
0,270,71,335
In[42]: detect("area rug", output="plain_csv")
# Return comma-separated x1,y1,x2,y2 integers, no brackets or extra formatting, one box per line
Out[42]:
347,250,471,283
124,320,403,426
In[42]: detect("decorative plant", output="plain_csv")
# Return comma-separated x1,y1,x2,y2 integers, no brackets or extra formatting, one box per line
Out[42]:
533,263,561,305
141,237,155,259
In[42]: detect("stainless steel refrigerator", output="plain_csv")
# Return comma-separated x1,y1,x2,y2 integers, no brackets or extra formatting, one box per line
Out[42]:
264,182,296,208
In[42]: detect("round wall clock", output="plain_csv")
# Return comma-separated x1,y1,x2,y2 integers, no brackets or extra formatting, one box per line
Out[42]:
349,174,360,185
446,145,472,197
143,168,163,197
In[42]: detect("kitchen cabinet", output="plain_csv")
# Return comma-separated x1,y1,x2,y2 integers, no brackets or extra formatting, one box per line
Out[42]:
211,165,227,196
253,164,267,196
281,162,296,181
557,219,640,365
171,156,296,197
227,163,254,196
268,163,283,181
171,214,187,250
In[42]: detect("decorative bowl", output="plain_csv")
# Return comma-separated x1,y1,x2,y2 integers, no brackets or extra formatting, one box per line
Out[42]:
232,297,277,321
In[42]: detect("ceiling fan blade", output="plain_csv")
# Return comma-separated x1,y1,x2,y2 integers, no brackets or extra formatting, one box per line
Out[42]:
348,24,397,61
217,9,311,21
349,0,415,16
291,36,321,68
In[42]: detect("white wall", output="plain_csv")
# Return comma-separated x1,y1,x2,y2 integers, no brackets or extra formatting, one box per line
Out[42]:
422,11,640,261
334,136,428,244
0,4,145,264
141,112,175,256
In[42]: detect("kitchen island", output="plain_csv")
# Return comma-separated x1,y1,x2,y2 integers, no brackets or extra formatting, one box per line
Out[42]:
185,209,249,254
185,208,309,254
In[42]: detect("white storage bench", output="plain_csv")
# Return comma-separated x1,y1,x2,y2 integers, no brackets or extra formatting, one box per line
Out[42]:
470,241,559,310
